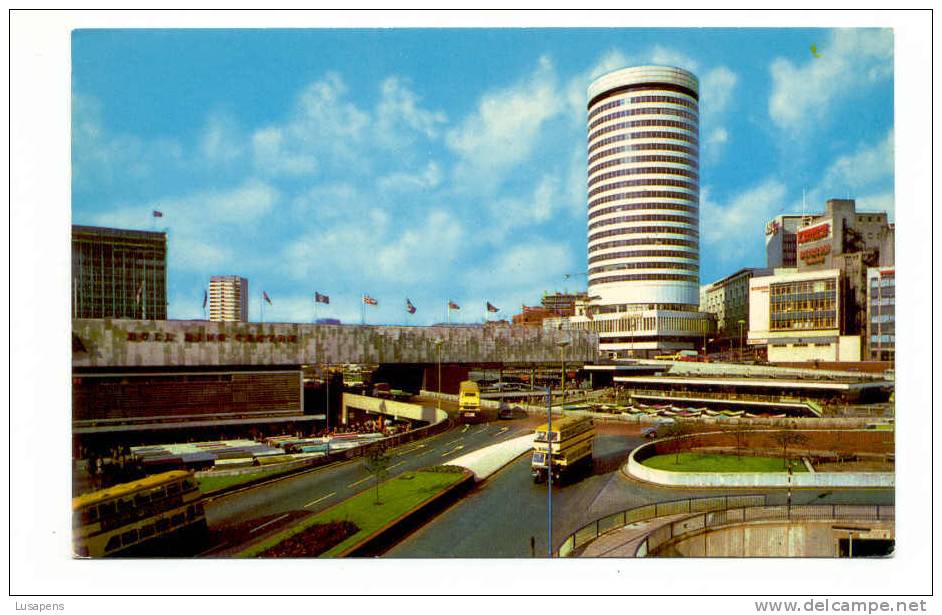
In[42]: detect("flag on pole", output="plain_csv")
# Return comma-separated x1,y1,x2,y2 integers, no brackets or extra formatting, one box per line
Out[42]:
406,298,416,314
202,289,208,309
315,292,330,305
263,291,273,305
448,300,460,310
363,294,378,306
486,301,500,313
152,210,163,218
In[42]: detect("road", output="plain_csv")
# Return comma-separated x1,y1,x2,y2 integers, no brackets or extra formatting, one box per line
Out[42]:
387,423,895,558
201,405,543,555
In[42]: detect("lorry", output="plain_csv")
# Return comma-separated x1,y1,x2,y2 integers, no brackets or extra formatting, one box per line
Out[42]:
531,415,595,484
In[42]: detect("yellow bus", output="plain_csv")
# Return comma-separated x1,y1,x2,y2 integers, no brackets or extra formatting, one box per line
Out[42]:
73,470,206,557
458,380,482,423
531,415,595,484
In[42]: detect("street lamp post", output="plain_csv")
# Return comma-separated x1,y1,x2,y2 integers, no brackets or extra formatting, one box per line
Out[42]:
549,339,570,558
738,319,746,363
434,338,444,412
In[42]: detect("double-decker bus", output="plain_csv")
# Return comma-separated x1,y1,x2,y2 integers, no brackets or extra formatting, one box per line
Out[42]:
457,380,482,423
531,415,595,484
72,470,206,557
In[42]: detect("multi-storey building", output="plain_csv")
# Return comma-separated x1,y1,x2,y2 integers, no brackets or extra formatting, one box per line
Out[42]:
748,268,861,363
541,291,588,316
568,65,712,358
209,275,249,322
765,214,807,269
700,267,770,337
866,267,895,361
71,225,168,320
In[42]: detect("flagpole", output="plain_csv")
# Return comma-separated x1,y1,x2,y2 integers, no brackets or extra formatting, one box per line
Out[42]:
447,300,450,325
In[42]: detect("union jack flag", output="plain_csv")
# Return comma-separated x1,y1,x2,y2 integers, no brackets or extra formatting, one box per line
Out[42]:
363,294,378,306
263,291,272,305
486,301,499,313
406,298,417,314
448,300,460,310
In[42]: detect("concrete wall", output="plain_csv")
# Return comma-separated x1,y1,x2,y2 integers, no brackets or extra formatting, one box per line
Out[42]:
626,430,894,488
73,319,598,368
341,393,447,426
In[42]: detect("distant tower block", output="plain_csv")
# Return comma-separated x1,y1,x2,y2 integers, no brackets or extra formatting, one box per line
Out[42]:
209,275,249,322
586,66,700,308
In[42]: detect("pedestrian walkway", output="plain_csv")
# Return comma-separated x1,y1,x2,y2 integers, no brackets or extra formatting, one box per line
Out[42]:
575,513,691,557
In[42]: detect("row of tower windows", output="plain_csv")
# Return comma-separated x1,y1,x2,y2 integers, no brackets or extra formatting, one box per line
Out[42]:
588,249,698,264
588,166,699,187
588,237,699,253
589,142,698,164
588,201,698,220
588,178,699,199
589,261,700,274
587,94,697,120
588,119,697,144
588,225,700,243
588,213,697,231
588,154,699,176
588,106,699,130
590,273,700,284
589,131,699,154
589,190,698,209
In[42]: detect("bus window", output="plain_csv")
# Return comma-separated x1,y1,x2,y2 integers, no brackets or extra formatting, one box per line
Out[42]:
120,529,138,546
104,535,122,553
139,524,155,539
80,506,98,525
156,518,170,533
117,498,134,514
149,486,165,500
171,513,185,526
134,493,150,507
98,501,116,518
186,505,196,520
166,483,181,496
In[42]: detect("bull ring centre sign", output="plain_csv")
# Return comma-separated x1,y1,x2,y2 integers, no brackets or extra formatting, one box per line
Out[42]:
125,329,299,344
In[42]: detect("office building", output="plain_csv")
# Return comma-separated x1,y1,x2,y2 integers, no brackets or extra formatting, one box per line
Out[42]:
541,291,588,316
765,214,807,268
700,267,770,338
748,268,861,363
569,65,711,358
71,225,168,320
209,275,249,322
866,267,895,361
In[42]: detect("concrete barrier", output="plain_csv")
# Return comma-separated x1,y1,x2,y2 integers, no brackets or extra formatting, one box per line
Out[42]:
625,433,894,488
444,434,534,481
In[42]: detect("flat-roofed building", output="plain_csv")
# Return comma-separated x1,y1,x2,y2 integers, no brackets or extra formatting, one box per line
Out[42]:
209,275,249,322
866,267,895,362
700,267,770,337
749,268,861,363
71,225,168,320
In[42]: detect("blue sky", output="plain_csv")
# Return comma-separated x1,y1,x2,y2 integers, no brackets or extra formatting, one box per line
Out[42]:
72,27,894,325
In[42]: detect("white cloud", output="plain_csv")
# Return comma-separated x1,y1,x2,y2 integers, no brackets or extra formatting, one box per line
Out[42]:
375,77,447,145
648,45,699,72
463,240,574,295
446,56,564,190
251,127,317,177
769,29,893,133
700,180,789,262
200,112,244,166
378,161,442,193
818,129,894,196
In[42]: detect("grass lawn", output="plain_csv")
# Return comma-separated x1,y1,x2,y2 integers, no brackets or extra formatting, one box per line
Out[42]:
197,466,291,493
643,452,809,473
237,469,467,558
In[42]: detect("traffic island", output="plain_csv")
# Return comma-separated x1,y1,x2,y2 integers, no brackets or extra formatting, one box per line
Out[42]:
234,467,473,558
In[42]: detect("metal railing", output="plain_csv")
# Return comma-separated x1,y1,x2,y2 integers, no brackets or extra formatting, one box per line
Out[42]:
556,494,766,557
629,388,821,412
638,504,895,557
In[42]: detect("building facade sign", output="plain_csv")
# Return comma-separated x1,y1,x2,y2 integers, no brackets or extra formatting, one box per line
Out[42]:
799,244,832,264
797,221,831,245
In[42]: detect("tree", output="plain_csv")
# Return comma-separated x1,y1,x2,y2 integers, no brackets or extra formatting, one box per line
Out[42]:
768,425,809,470
663,421,698,465
728,423,752,461
362,443,392,505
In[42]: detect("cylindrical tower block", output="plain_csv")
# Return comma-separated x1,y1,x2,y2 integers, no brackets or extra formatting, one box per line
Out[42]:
586,66,700,308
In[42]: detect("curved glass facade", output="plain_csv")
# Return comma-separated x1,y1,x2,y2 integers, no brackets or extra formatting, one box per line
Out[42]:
586,66,700,307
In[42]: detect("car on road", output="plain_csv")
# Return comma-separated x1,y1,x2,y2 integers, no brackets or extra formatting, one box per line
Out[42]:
641,418,676,439
497,403,516,420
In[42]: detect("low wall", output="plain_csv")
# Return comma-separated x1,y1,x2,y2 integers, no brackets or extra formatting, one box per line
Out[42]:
444,434,534,481
625,430,894,488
